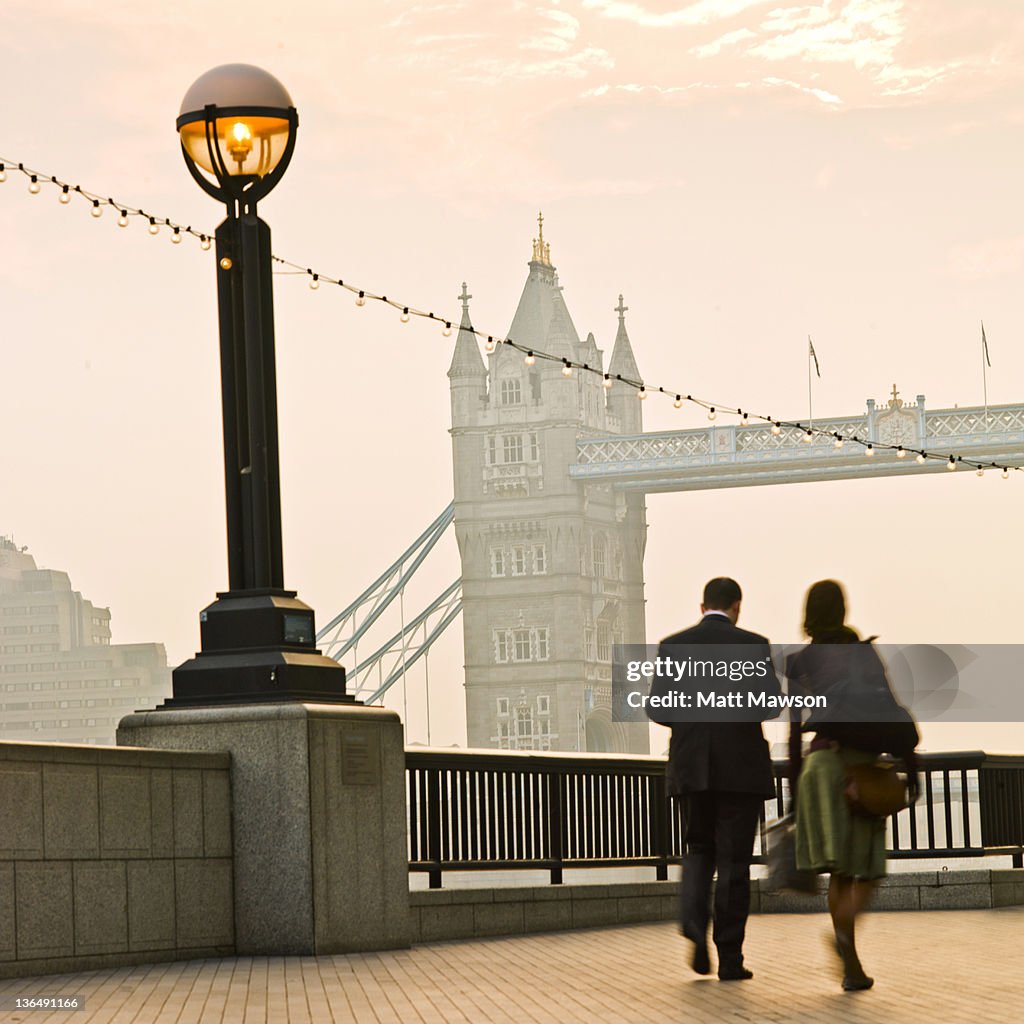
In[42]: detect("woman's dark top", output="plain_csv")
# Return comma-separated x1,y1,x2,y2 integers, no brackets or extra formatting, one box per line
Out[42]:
786,626,919,787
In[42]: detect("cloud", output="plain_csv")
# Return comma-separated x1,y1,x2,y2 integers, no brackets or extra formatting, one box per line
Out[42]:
691,26,757,57
522,9,581,53
582,0,773,29
761,75,842,105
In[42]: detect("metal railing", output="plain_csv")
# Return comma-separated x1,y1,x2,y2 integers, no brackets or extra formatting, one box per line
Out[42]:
406,748,1024,888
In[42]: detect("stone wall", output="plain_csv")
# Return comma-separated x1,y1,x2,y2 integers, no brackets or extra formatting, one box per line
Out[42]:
0,740,234,979
409,869,1024,943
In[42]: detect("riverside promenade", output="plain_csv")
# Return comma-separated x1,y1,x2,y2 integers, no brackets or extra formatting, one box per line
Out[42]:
2,909,1021,1024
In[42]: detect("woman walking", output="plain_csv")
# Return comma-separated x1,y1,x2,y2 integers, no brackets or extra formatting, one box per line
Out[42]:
787,580,919,992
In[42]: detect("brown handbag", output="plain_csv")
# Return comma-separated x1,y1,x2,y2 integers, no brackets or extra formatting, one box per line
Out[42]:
844,762,908,818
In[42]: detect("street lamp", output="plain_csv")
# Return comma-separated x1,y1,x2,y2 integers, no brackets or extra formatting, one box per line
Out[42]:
169,64,349,705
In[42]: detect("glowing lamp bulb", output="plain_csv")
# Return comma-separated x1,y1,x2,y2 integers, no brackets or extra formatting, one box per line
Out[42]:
443,323,452,337
947,456,957,471
603,375,613,390
707,408,717,421
525,352,536,367
0,166,6,183
1002,467,1010,479
803,430,813,443
674,395,683,409
227,121,254,165
562,362,572,377
638,387,647,401
976,466,984,477
896,447,906,459
916,453,926,464
400,307,410,322
29,177,40,194
171,229,182,243
740,413,749,425
834,436,844,449
90,201,103,218
866,444,875,457
118,211,129,228
200,236,211,250
309,275,320,290
355,291,366,307
148,220,159,235
59,188,71,205
771,423,781,435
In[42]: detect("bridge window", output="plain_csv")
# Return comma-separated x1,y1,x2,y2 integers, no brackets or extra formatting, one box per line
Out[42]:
515,705,534,746
486,436,496,465
533,545,547,574
592,536,606,578
535,629,549,660
495,632,510,663
597,624,611,662
511,547,527,575
584,626,595,661
490,548,505,577
514,629,531,661
537,694,550,714
497,697,509,716
493,627,550,664
529,432,540,460
503,435,523,463
500,379,522,405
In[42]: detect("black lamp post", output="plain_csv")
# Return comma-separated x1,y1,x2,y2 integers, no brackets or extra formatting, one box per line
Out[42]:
169,64,349,705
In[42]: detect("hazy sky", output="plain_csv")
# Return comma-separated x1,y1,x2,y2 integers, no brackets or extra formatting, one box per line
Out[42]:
3,1,1023,750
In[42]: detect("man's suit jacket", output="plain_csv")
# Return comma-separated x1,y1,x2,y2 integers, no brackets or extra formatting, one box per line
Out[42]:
651,613,782,798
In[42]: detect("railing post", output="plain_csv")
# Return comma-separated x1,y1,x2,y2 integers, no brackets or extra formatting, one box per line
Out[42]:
548,768,565,884
426,766,442,889
653,773,669,881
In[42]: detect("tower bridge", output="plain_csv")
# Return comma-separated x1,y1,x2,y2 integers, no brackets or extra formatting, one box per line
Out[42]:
321,219,1023,755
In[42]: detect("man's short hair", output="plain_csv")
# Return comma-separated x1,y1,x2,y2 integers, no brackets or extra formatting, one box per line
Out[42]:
703,577,742,610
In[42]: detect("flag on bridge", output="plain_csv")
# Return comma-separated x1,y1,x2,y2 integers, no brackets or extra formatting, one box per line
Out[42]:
808,336,821,377
982,321,991,367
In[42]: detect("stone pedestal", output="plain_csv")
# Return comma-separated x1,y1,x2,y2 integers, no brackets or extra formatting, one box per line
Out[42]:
118,703,411,956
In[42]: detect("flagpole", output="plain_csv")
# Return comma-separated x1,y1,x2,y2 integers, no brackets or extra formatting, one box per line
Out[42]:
982,321,989,431
807,336,813,431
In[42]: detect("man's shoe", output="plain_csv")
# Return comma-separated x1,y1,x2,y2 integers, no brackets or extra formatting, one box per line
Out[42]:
718,966,753,981
690,938,711,976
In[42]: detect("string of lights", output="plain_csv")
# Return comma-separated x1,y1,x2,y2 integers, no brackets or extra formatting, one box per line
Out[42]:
2,155,1019,479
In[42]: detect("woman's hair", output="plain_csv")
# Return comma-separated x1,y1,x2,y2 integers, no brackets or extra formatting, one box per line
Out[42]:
803,579,847,639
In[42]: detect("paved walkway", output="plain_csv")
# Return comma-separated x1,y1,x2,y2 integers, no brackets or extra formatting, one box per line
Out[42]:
1,909,1022,1024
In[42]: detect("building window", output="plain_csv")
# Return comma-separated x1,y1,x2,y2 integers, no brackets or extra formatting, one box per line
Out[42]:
593,536,606,578
529,370,542,402
584,626,595,661
487,436,497,465
535,629,549,661
533,544,547,574
511,546,527,576
537,695,550,715
503,435,523,464
500,379,522,405
597,624,611,662
497,697,510,716
495,632,510,663
490,548,505,577
514,629,531,662
529,432,539,461
515,705,534,747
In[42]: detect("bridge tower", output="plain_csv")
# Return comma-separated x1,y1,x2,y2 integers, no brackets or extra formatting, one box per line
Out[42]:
449,218,649,753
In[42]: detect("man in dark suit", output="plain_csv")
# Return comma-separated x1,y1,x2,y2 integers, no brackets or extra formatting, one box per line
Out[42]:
648,577,781,981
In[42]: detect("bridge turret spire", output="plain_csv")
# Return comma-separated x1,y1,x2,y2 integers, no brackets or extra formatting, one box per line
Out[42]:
447,281,486,380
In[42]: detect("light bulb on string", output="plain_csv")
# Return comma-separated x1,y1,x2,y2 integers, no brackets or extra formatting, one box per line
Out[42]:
674,395,683,409
866,444,874,457
524,351,535,366
118,210,129,228
400,307,410,322
355,291,366,307
200,235,211,250
443,322,452,338
90,199,103,218
947,456,957,471
0,164,6,183
171,228,182,243
561,361,573,377
59,186,71,205
740,412,749,425
309,274,320,290
1002,467,1010,479
28,176,40,194
486,336,496,353
803,430,813,443
707,407,716,421
834,435,844,449
148,219,159,236
896,447,906,459
916,453,926,464
976,467,985,477
771,422,781,435
638,387,647,401
603,375,613,390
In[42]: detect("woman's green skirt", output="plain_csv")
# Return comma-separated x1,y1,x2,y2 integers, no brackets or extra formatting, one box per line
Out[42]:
795,746,888,880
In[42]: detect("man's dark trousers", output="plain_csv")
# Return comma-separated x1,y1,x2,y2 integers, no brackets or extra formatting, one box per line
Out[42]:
678,790,762,969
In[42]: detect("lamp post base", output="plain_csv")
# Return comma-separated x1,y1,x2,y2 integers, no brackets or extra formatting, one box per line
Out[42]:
166,590,352,707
